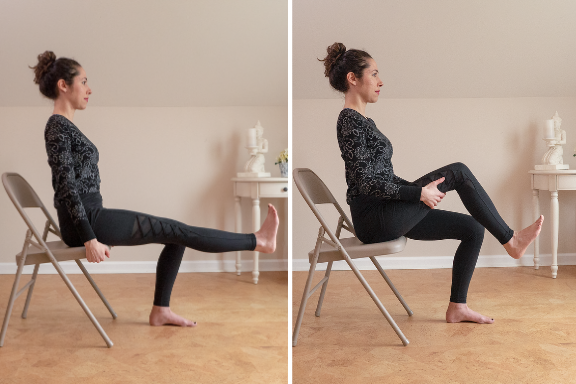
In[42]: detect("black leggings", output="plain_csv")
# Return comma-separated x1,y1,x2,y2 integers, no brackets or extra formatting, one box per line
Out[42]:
350,162,514,303
57,193,256,307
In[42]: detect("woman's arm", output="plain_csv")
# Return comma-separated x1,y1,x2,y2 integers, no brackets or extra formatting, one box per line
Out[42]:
45,123,96,243
392,174,413,186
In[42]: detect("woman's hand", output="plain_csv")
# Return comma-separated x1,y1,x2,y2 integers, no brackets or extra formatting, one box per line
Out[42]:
420,177,446,209
84,239,110,263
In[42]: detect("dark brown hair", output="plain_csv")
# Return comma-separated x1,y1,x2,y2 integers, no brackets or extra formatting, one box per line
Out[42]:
30,51,81,100
319,42,372,93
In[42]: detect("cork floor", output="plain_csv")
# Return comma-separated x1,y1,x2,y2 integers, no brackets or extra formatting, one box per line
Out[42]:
293,266,576,384
0,271,287,384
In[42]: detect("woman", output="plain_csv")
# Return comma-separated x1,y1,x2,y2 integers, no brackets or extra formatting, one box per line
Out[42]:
31,51,279,327
321,43,543,324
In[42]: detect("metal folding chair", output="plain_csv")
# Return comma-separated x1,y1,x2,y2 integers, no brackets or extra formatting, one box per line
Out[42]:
292,168,413,347
1,173,117,348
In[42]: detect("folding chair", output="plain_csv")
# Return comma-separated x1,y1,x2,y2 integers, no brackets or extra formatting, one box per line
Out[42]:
1,173,117,348
292,168,413,347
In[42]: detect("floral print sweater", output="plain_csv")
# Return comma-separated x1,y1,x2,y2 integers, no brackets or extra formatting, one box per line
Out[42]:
336,108,422,205
45,114,100,243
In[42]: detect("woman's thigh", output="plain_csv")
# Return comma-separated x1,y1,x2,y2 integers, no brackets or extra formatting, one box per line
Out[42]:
90,207,180,246
350,195,431,243
404,209,483,242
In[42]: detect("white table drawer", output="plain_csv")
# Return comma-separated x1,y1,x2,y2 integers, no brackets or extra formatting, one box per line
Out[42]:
259,182,288,197
558,175,576,190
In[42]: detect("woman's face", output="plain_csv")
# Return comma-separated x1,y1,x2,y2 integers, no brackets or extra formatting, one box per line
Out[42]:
60,66,91,110
354,58,382,103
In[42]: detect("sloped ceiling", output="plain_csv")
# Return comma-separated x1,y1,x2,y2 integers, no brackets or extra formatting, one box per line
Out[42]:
294,0,576,99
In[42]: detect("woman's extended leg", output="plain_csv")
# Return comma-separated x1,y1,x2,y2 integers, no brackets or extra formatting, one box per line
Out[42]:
404,209,493,324
413,162,542,258
89,204,278,326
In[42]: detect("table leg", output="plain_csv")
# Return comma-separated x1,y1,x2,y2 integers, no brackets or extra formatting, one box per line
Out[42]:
532,189,540,269
551,191,559,278
235,196,242,276
252,198,260,284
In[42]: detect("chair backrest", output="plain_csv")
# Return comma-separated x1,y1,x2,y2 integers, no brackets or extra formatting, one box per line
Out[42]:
2,173,44,209
293,168,354,243
2,172,61,242
293,168,338,205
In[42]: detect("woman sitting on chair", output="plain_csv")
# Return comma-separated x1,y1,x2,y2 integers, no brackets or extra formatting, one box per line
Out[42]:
321,42,543,324
31,51,279,327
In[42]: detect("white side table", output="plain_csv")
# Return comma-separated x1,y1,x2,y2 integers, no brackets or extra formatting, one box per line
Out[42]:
232,177,288,284
529,169,576,278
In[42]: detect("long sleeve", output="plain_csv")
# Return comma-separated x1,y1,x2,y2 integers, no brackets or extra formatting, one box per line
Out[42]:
45,118,97,243
337,109,421,204
393,174,414,187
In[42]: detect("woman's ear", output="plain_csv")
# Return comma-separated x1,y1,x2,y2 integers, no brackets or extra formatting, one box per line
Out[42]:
346,72,357,87
56,78,67,94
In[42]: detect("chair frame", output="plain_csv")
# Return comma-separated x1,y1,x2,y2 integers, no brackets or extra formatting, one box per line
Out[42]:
1,173,117,348
292,168,413,347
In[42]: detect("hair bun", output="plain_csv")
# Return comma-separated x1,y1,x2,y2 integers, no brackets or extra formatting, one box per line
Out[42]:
31,51,57,85
320,42,347,77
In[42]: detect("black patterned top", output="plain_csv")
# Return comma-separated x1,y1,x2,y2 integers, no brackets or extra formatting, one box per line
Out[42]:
44,114,100,243
336,108,422,205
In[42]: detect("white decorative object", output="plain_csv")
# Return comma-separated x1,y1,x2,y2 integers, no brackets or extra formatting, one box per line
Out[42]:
535,111,568,170
237,121,271,178
544,119,555,139
247,128,257,147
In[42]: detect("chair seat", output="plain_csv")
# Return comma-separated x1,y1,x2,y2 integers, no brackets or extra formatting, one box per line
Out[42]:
16,240,86,266
308,236,407,264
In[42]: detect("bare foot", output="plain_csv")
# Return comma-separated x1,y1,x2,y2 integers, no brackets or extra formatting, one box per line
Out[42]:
254,204,279,253
503,215,544,259
149,306,197,327
445,302,494,324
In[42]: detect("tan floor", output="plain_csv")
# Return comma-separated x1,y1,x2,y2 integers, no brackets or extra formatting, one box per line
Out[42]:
293,266,576,384
0,271,287,384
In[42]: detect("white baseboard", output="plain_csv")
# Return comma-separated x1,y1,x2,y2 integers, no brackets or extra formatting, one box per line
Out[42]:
292,253,576,271
0,259,288,275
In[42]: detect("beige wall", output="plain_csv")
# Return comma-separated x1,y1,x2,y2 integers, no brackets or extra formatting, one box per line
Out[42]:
0,106,288,265
0,0,287,107
293,0,576,100
293,98,576,263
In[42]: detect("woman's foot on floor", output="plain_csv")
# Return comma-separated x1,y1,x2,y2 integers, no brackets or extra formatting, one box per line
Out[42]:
254,204,279,253
503,215,544,259
446,302,494,324
149,306,197,327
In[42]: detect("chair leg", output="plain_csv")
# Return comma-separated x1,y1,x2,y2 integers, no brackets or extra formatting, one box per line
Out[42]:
46,257,113,348
0,260,26,347
292,258,319,347
315,261,333,317
21,263,40,319
75,260,117,319
345,256,409,346
370,256,413,316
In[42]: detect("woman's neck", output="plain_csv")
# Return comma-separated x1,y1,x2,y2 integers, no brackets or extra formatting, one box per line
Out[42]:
343,92,368,118
52,98,75,122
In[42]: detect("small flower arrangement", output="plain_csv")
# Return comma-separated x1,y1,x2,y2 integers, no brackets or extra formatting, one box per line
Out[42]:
275,149,288,177
275,149,288,164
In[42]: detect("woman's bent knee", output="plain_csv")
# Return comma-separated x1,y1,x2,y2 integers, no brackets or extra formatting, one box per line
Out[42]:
450,162,470,174
464,217,485,243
